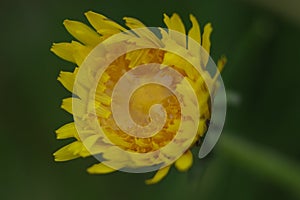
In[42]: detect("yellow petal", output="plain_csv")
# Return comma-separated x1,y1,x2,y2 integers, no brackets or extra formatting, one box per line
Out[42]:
163,13,186,47
201,23,213,67
50,42,76,63
63,19,102,46
94,104,111,119
83,135,100,150
213,56,227,80
51,41,91,66
57,68,78,92
159,27,169,41
87,163,116,174
163,52,197,80
61,97,73,114
123,17,145,29
217,55,227,73
125,49,152,69
53,141,83,161
71,41,92,66
95,92,111,106
55,122,77,139
123,17,162,46
196,120,207,138
85,11,127,35
174,150,193,172
145,165,171,184
188,14,201,58
188,14,201,44
61,97,86,117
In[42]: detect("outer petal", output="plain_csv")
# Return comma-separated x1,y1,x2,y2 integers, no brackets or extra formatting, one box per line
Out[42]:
163,13,186,47
55,122,77,139
57,68,78,92
53,141,89,161
174,150,193,172
123,17,162,46
213,56,227,80
51,41,91,66
217,56,227,73
61,97,86,117
87,163,117,174
123,17,145,29
85,11,127,35
61,97,73,114
63,19,102,46
201,23,213,67
125,49,152,69
50,42,76,63
71,41,92,66
188,14,201,44
145,165,171,184
188,14,201,60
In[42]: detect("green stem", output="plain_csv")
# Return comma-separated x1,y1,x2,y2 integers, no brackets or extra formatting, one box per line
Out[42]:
217,133,300,197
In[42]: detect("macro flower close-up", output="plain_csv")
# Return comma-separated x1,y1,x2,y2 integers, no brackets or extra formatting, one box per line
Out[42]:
51,11,226,184
1,0,300,200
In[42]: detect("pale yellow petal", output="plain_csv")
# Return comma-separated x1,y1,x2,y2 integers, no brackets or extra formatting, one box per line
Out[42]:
145,165,171,184
163,13,186,47
63,19,102,46
87,163,116,174
50,42,76,63
55,122,77,139
174,150,193,172
57,68,78,92
85,11,127,35
201,23,213,67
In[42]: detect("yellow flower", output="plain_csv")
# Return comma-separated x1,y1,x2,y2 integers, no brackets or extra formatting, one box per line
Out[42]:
51,11,226,184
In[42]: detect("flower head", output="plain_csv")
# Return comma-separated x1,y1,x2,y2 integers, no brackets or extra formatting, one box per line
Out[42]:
51,11,226,184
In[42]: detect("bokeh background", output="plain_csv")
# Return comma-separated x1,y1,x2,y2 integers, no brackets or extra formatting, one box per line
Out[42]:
1,0,300,199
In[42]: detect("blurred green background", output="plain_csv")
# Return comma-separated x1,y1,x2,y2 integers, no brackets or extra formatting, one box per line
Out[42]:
1,0,300,199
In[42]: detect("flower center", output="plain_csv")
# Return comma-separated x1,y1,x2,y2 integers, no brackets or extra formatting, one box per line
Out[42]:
96,49,184,153
94,48,210,153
